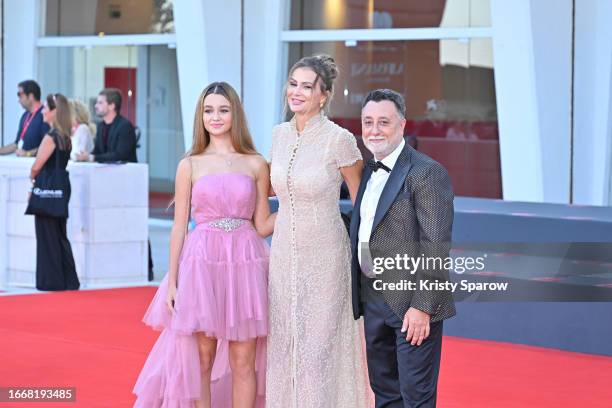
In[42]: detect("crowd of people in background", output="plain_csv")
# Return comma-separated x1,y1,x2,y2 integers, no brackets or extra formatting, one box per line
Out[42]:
0,80,138,164
0,79,150,291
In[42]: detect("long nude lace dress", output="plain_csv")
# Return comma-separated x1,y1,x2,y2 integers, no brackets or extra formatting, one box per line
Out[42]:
266,113,368,408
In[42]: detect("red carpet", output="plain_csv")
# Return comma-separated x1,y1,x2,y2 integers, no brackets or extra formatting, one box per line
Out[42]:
0,287,611,407
149,192,174,220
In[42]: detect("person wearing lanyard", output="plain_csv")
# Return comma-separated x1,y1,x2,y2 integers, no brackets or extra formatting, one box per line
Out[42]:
0,80,50,157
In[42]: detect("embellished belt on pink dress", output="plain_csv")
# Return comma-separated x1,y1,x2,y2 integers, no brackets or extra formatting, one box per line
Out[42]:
206,217,250,232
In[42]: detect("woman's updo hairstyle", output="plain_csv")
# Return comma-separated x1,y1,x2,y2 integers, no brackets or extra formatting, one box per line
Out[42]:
288,54,339,112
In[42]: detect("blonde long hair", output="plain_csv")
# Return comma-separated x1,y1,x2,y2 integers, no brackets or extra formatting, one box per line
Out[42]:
71,99,97,136
187,82,257,157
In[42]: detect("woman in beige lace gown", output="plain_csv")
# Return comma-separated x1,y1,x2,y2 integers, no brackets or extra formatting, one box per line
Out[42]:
267,55,369,407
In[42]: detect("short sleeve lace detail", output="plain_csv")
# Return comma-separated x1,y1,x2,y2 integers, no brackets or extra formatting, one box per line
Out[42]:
269,125,280,162
335,130,362,168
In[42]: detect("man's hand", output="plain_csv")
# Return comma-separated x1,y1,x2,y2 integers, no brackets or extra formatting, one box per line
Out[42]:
15,148,27,157
401,307,430,346
0,143,18,155
75,152,90,162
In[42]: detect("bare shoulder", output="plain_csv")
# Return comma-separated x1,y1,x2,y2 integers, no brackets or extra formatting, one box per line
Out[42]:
242,154,269,181
40,134,56,150
246,153,268,174
175,156,193,178
177,156,192,170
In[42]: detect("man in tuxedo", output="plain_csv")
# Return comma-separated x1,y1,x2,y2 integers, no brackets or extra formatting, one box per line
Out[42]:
350,89,456,407
75,88,137,163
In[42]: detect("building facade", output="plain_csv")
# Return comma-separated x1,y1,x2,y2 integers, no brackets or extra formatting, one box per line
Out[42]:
2,0,611,205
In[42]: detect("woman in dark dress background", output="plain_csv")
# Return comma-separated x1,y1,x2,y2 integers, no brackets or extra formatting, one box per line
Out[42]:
29,93,80,291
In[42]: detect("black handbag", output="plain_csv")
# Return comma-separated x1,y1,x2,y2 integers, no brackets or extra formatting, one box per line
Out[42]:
25,135,71,218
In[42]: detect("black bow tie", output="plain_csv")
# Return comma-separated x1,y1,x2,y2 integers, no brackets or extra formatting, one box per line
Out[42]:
366,159,391,173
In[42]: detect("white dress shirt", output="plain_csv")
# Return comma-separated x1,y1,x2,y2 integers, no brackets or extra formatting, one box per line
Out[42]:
358,138,405,277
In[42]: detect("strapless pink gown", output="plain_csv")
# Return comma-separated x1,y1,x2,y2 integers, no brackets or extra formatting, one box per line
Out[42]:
133,173,269,407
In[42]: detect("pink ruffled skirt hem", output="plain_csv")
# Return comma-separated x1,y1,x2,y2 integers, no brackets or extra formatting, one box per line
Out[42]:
133,226,268,407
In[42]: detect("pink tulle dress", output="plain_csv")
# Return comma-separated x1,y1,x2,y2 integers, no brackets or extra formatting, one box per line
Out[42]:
133,172,269,407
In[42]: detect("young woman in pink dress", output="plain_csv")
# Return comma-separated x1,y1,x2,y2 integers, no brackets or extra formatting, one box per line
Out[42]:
133,82,275,408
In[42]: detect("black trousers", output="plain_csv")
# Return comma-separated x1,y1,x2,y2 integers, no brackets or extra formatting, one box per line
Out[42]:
364,299,443,408
34,215,80,291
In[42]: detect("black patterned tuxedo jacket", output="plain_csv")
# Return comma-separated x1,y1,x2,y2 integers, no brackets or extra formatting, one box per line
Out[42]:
349,142,456,323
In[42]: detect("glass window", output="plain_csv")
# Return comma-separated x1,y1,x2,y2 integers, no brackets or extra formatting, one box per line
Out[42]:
38,45,184,200
43,0,174,36
288,39,500,198
290,0,491,30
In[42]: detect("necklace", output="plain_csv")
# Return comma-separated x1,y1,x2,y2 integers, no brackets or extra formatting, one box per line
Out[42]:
221,153,235,167
207,149,236,166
